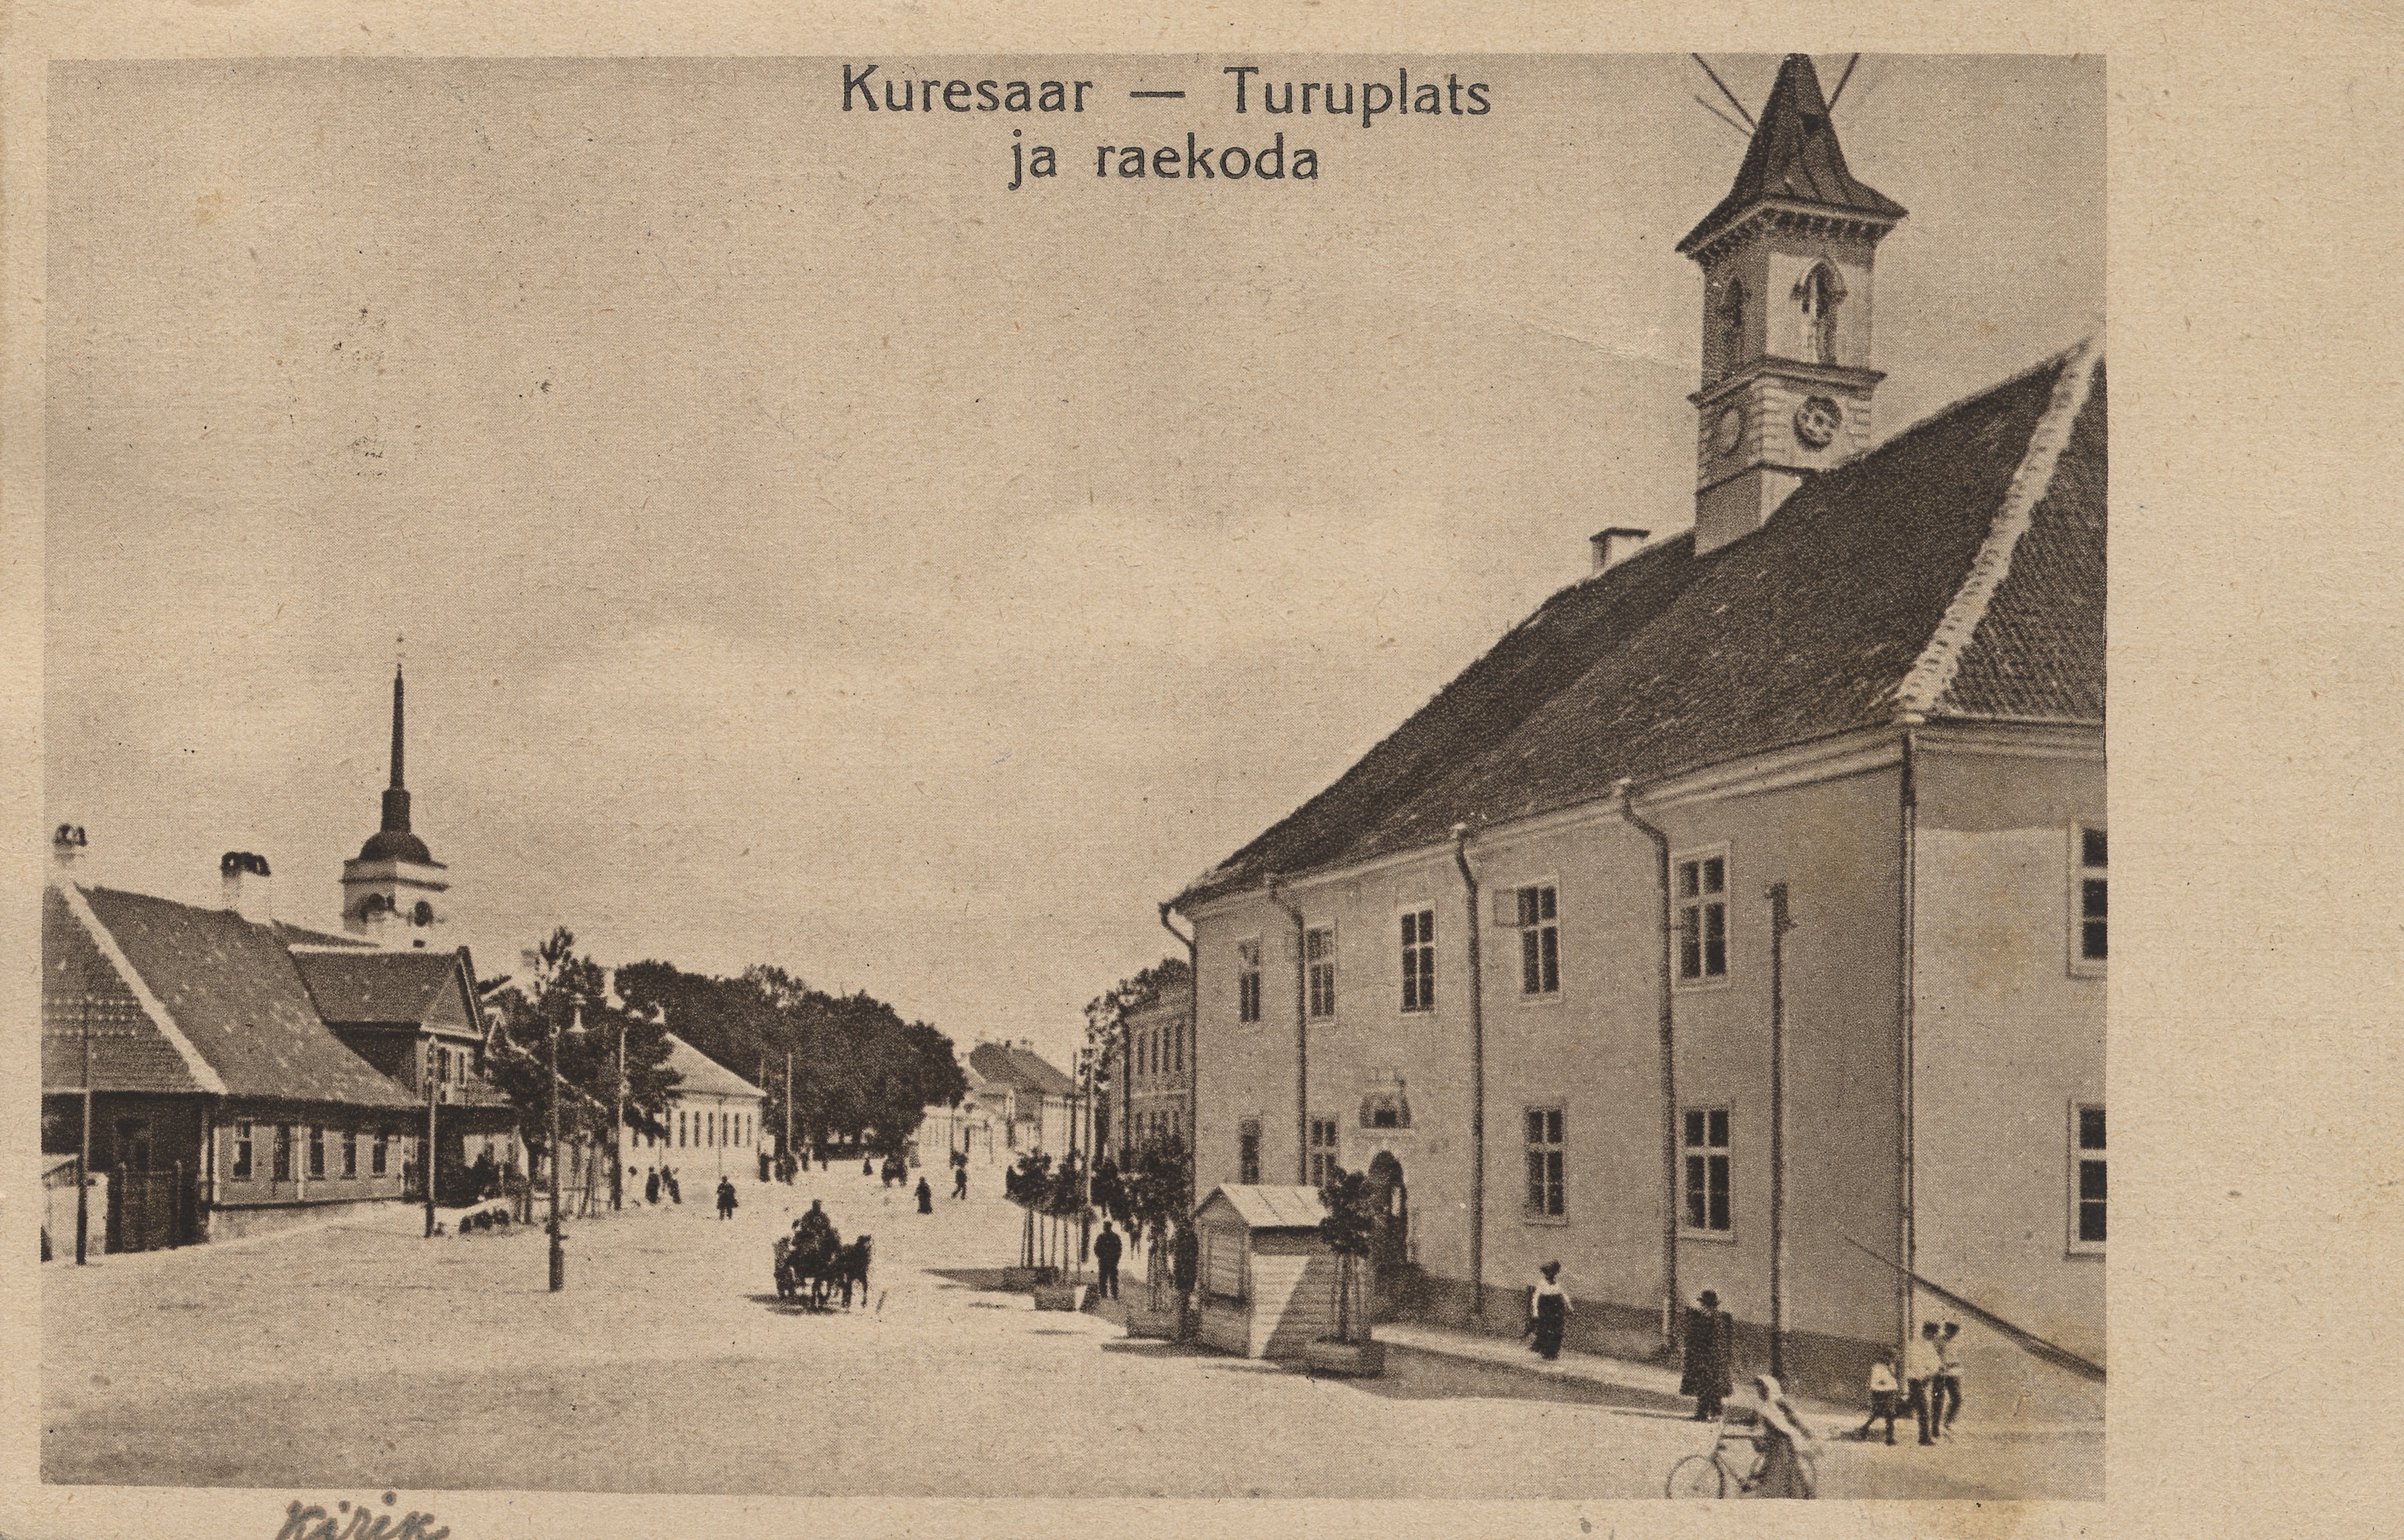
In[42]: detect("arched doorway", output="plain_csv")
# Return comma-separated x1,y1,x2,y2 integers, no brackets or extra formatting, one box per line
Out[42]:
1366,1151,1408,1320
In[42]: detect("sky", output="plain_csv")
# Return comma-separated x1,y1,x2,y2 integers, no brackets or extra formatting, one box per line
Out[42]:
45,54,2103,1073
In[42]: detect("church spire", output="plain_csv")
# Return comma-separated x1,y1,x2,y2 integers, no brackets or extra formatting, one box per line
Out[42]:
381,664,412,835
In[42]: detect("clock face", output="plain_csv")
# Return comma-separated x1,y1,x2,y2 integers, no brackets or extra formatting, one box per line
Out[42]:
1793,395,1843,450
1711,406,1744,457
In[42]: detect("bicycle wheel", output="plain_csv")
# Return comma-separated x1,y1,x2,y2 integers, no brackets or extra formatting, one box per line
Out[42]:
1666,1453,1728,1499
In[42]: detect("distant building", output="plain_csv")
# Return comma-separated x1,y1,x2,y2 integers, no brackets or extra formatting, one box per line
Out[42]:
1171,57,2103,1408
620,1033,767,1185
1111,985,1192,1162
933,1040,1078,1165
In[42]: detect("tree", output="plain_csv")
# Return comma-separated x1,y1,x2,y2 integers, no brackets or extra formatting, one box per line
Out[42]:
484,929,681,1176
1317,1165,1377,1347
1124,1131,1192,1311
1008,1150,1053,1273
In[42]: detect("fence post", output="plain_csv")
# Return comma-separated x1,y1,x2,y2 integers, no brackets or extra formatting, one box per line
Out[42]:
172,1161,184,1248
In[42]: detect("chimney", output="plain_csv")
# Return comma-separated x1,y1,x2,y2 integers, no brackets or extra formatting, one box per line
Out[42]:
1590,528,1651,574
51,824,88,871
220,851,275,925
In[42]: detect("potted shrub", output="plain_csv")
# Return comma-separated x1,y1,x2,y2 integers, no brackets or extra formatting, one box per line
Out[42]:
1122,1133,1191,1339
1000,1151,1058,1289
1031,1155,1089,1310
1303,1166,1385,1376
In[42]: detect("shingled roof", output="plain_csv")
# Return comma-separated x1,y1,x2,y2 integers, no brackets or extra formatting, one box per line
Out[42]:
1679,54,1907,254
661,1034,764,1101
46,883,420,1108
1178,340,2103,910
293,949,478,1035
967,1040,1078,1100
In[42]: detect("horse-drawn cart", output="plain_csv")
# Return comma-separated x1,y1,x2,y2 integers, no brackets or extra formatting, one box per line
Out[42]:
774,1229,872,1311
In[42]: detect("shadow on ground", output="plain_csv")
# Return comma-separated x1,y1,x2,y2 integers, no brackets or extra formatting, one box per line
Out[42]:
924,1267,1019,1292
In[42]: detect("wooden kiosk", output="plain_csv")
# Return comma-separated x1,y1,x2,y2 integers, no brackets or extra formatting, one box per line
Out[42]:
1192,1184,1338,1359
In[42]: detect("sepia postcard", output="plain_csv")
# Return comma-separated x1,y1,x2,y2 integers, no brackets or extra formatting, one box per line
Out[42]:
2,5,2392,1539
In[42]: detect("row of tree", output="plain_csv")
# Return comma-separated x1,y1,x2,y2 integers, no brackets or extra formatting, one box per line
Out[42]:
478,928,966,1170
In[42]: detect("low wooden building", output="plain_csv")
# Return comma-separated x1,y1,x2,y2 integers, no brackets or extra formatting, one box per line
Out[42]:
1193,1184,1339,1359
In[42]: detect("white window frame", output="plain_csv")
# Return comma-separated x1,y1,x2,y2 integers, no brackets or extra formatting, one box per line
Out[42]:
1524,1105,1567,1223
1673,845,1734,991
2069,822,2107,978
1305,924,1338,1021
231,1120,254,1181
372,1129,390,1176
1308,1116,1341,1187
1235,936,1263,1024
1498,880,1562,1000
1680,1105,1735,1239
1398,903,1436,1014
2069,1101,2106,1255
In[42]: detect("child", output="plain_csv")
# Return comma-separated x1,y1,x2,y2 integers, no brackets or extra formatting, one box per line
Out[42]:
1857,1354,1901,1444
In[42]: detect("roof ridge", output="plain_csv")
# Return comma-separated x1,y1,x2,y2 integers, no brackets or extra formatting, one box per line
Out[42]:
1892,334,2103,719
51,880,230,1095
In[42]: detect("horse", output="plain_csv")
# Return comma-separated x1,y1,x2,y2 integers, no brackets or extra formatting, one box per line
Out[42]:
833,1236,872,1308
775,1228,842,1308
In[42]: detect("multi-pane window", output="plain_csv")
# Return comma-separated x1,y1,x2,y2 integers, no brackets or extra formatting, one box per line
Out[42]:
1682,1108,1732,1232
1400,908,1436,1012
1174,1023,1185,1074
1237,939,1263,1023
232,1121,254,1181
1306,926,1338,1018
342,1129,359,1179
1676,853,1729,982
1525,1108,1565,1218
2073,1104,2106,1248
1238,1120,1262,1185
372,1130,390,1176
307,1126,327,1180
1309,1118,1341,1187
273,1124,293,1182
2073,825,2107,973
1513,885,1560,995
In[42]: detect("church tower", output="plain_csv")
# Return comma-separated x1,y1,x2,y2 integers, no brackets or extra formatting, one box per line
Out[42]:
340,664,451,947
1679,54,1906,555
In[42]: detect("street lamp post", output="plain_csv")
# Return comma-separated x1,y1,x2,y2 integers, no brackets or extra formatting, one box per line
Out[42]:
76,986,94,1265
611,1012,628,1212
548,1002,586,1292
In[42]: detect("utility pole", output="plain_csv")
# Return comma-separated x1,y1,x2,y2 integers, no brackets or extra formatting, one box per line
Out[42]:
1767,881,1797,1382
784,1051,794,1173
423,1044,438,1238
611,1015,627,1211
77,987,94,1265
548,1004,574,1292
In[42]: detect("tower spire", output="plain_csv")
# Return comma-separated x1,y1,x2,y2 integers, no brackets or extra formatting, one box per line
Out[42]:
381,659,412,835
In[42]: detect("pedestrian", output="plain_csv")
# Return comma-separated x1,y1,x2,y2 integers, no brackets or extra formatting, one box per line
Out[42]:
1745,1375,1819,1498
645,1168,661,1206
1938,1321,1965,1433
915,1176,933,1214
1524,1261,1571,1360
952,1160,969,1199
863,1156,874,1177
667,1168,682,1204
1857,1353,1901,1444
1680,1289,1735,1421
1094,1220,1123,1300
1905,1320,1944,1445
716,1176,737,1220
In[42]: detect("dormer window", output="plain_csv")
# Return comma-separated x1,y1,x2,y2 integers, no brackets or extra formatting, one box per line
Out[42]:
1796,262,1845,364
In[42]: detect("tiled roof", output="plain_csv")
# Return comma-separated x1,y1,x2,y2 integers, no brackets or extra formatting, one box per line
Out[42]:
1679,54,1907,253
1198,1184,1327,1230
274,921,376,950
63,884,419,1109
293,949,476,1033
1179,342,2103,909
661,1034,766,1101
966,1041,1077,1099
42,887,212,1095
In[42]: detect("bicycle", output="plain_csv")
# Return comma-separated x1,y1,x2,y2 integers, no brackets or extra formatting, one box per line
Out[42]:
1665,1411,1769,1498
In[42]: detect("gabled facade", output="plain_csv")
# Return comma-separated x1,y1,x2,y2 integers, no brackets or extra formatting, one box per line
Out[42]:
1171,58,2103,1411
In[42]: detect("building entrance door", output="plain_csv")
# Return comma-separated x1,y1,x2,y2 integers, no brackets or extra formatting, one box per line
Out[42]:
1366,1151,1408,1320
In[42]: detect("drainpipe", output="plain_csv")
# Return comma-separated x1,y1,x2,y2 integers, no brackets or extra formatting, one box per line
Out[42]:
1767,880,1797,1382
1895,722,1921,1357
1450,824,1487,1322
1616,777,1679,1353
1267,877,1308,1187
1158,902,1198,1206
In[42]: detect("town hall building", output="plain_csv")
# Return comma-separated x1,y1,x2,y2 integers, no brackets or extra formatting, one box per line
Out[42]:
1171,57,2103,1410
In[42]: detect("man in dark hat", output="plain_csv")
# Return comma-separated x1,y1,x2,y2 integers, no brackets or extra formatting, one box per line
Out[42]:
1679,1289,1734,1421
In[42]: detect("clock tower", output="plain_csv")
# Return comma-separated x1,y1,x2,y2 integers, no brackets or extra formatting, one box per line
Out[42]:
1679,55,1906,556
340,663,451,947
